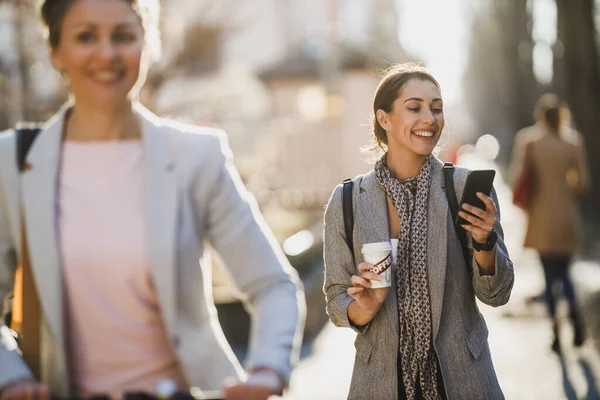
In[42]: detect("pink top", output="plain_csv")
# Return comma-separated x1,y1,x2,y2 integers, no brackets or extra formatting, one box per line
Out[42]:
58,140,187,398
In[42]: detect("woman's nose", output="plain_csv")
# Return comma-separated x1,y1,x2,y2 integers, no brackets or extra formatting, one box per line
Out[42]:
422,109,435,124
98,39,118,59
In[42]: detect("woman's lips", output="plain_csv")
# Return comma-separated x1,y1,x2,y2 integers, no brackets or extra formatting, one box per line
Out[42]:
412,130,435,138
89,71,124,84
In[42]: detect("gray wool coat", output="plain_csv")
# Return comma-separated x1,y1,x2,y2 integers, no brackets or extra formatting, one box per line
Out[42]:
323,157,514,400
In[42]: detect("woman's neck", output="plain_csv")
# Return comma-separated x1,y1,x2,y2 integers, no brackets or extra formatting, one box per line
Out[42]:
386,148,427,181
64,101,141,142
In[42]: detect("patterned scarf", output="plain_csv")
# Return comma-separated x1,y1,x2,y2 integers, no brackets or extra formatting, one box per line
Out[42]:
375,153,440,400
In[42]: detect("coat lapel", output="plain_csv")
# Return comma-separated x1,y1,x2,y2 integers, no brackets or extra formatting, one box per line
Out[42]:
136,104,178,340
357,158,449,340
21,108,67,345
427,158,448,340
357,171,399,336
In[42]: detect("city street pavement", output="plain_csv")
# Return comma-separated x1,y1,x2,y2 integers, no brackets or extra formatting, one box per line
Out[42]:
281,153,600,400
281,258,600,400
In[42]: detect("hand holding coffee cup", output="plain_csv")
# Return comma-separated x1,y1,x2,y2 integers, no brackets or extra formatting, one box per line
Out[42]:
347,242,393,315
347,262,390,315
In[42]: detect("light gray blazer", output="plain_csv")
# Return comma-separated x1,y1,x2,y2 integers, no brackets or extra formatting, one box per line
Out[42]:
323,158,514,400
0,104,305,397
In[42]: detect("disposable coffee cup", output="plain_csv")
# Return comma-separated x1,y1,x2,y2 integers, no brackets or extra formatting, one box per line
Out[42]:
361,242,393,289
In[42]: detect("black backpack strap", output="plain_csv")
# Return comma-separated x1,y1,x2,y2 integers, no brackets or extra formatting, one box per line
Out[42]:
15,124,42,172
443,163,460,223
442,162,472,272
3,126,40,331
342,178,354,257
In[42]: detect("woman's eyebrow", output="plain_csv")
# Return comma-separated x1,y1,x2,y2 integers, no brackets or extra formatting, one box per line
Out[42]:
69,21,137,29
114,22,139,29
69,22,95,29
403,97,443,103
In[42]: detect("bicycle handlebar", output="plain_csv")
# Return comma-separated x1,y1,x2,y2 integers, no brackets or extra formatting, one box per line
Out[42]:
52,389,224,400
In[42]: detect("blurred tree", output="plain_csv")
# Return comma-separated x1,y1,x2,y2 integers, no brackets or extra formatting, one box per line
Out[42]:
0,0,66,128
143,1,234,104
555,0,600,223
15,0,34,121
552,0,566,99
143,23,223,100
464,0,539,165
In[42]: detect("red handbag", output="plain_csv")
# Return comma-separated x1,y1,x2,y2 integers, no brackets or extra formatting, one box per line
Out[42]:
512,142,534,209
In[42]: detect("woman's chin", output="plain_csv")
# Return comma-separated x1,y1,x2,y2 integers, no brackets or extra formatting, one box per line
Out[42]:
409,137,439,154
412,145,437,156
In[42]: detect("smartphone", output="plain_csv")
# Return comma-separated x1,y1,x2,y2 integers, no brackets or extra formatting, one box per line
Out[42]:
455,169,496,226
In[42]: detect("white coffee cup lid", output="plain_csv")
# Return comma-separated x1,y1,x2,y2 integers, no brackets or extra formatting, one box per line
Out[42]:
361,241,392,253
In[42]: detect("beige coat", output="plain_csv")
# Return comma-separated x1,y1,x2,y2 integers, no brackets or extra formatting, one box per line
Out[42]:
511,124,589,254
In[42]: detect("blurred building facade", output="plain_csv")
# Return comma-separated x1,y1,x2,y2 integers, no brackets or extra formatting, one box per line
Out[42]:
232,0,407,211
155,0,407,212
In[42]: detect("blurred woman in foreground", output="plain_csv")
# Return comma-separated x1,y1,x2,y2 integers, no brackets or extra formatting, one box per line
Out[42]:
0,1,305,399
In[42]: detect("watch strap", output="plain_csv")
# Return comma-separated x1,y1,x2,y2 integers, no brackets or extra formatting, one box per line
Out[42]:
473,228,497,251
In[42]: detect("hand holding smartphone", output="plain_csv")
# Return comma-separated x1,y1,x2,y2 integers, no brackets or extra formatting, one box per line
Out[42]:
455,170,496,226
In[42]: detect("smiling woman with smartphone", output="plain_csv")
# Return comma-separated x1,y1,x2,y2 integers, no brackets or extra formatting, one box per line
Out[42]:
323,63,514,400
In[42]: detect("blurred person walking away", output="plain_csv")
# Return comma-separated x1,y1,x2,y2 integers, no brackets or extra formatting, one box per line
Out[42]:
510,94,590,354
558,102,585,146
0,1,305,399
510,95,559,307
323,63,514,400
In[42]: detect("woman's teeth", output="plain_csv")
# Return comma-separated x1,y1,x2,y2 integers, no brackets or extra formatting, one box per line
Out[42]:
413,131,434,137
94,72,119,82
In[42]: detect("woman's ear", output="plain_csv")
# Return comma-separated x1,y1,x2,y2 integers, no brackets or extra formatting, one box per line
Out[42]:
376,109,389,130
49,47,64,72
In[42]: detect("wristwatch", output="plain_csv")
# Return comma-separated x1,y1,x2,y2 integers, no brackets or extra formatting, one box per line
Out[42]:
472,228,497,252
